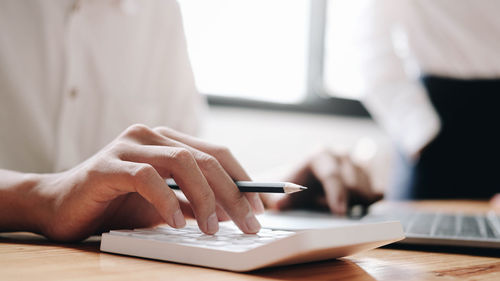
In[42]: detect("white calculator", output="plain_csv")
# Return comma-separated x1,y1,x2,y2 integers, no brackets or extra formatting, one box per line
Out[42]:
100,220,403,271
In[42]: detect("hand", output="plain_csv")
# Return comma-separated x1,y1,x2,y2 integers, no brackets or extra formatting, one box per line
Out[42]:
491,194,500,211
265,148,383,215
30,124,264,241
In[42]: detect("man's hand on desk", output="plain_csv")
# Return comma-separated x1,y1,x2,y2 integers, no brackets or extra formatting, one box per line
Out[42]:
0,124,264,242
264,148,383,215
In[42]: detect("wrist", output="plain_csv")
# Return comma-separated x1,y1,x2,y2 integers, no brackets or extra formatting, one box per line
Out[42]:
0,170,52,234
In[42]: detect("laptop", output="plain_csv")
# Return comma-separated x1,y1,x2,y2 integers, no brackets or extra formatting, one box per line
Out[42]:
258,207,500,250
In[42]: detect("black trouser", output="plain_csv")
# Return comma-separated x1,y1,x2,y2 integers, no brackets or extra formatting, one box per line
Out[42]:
388,76,500,200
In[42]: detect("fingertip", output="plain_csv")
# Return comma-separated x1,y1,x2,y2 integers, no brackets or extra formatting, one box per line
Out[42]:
337,203,348,215
244,214,261,234
205,213,219,234
327,198,346,215
173,209,186,228
338,206,347,216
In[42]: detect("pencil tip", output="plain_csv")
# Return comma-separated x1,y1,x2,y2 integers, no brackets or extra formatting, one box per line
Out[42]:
283,183,308,193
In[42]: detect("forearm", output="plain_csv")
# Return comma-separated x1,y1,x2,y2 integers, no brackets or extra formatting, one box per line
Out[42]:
0,169,46,233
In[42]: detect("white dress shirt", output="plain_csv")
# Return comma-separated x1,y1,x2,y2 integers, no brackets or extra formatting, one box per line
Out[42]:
0,0,205,173
350,0,500,158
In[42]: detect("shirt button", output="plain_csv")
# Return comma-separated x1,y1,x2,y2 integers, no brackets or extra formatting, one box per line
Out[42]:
69,88,78,99
71,0,81,13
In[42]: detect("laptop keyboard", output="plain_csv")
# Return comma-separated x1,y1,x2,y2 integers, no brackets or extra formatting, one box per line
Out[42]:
365,211,500,240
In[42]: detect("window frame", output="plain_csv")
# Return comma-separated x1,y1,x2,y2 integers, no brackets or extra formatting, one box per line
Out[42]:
204,0,369,117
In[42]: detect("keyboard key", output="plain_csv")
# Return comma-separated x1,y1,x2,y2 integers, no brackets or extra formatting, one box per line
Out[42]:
486,211,500,238
433,214,456,237
485,221,498,239
459,215,482,238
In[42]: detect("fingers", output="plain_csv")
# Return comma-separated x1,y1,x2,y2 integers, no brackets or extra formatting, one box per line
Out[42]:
113,124,264,233
194,153,261,233
125,125,264,215
99,160,186,229
338,153,382,205
273,163,312,210
348,161,381,204
306,147,382,214
178,199,232,222
122,143,260,233
174,189,232,221
116,144,219,235
215,204,232,222
309,152,348,215
117,139,264,234
153,127,265,215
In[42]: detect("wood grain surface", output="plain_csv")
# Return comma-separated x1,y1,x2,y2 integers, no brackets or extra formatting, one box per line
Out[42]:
1,200,499,281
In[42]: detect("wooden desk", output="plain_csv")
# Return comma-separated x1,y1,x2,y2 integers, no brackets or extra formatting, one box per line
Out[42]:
1,201,499,281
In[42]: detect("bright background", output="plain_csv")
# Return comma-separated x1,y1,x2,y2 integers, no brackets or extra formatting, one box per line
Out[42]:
178,0,394,190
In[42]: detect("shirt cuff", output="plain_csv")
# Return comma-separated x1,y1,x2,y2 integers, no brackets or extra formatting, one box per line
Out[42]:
362,81,441,160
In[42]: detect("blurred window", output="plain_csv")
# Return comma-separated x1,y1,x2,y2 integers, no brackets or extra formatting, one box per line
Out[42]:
179,0,367,109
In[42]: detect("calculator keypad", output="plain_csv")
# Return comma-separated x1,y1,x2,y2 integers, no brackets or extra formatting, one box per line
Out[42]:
109,225,295,252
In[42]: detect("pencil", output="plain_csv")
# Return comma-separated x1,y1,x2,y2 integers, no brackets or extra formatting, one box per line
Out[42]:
165,178,307,194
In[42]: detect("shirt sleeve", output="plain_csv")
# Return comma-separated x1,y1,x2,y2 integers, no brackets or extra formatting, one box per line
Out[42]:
357,1,441,159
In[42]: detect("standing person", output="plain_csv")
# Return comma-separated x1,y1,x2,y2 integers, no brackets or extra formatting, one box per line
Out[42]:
268,0,500,213
0,0,264,242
